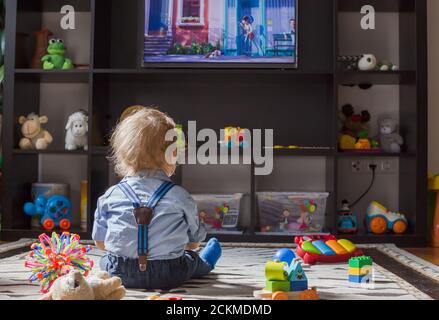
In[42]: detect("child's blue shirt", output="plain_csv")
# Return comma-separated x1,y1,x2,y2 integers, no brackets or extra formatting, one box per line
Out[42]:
92,170,206,260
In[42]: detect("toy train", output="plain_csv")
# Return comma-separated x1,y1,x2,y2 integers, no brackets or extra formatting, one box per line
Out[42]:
295,235,363,265
24,195,72,231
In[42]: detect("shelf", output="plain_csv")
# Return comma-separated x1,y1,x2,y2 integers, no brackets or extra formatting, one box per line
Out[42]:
92,68,333,76
0,228,89,242
336,151,416,158
338,0,415,12
15,69,90,83
336,71,416,85
207,232,426,246
13,149,88,155
272,148,335,157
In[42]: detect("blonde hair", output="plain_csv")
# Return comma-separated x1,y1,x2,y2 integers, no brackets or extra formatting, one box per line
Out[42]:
110,107,176,177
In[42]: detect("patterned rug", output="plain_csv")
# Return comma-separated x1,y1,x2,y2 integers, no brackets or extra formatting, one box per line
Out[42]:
0,241,437,300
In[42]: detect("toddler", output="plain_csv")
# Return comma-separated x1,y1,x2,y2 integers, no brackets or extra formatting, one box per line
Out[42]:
92,107,222,289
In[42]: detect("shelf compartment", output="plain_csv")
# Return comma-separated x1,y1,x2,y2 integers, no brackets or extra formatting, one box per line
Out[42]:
336,71,415,85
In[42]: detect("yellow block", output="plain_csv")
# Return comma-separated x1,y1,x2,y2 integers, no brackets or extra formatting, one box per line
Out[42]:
337,239,356,253
348,266,372,276
326,240,348,255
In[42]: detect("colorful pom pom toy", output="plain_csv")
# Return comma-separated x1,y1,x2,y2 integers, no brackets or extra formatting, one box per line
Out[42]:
24,232,94,293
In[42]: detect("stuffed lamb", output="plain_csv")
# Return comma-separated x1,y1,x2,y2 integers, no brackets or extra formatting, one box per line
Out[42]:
65,111,88,151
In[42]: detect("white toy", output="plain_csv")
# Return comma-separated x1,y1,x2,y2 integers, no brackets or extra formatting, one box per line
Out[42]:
377,60,399,71
43,271,126,300
376,118,403,153
65,111,88,151
358,54,377,71
19,113,53,150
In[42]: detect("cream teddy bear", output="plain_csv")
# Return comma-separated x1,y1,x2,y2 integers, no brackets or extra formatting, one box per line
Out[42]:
18,113,53,150
43,271,126,300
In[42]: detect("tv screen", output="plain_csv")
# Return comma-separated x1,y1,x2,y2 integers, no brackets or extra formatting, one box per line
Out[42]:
143,0,298,67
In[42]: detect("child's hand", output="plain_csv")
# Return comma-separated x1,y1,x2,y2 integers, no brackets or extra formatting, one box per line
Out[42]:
95,241,106,251
186,242,200,251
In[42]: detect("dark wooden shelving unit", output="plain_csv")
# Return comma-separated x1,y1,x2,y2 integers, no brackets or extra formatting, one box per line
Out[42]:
1,0,428,246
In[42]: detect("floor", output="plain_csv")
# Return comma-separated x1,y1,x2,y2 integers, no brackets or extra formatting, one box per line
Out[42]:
0,245,433,300
406,248,439,265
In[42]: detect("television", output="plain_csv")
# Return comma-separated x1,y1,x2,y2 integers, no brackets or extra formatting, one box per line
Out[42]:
143,0,298,68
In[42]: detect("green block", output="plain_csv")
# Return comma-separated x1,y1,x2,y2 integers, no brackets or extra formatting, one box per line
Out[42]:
265,280,291,292
349,256,372,268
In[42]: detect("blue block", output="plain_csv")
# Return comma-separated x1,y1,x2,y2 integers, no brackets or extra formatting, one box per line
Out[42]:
290,280,308,292
349,275,372,283
312,240,336,255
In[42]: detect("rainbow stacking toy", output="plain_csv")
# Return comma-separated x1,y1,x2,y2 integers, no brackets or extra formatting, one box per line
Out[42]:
295,235,363,265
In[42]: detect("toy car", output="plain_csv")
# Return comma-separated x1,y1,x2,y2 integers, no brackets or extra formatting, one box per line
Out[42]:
366,201,408,234
24,195,72,230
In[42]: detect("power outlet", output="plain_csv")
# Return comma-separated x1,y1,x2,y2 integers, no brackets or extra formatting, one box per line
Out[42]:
351,160,362,173
351,158,397,174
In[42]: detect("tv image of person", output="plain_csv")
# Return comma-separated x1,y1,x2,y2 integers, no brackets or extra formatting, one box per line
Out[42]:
239,16,254,56
290,18,296,56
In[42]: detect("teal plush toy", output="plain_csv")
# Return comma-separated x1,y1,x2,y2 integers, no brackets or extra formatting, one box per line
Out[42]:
41,39,74,70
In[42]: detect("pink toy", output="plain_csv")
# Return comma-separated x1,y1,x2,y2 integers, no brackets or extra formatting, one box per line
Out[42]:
24,232,94,293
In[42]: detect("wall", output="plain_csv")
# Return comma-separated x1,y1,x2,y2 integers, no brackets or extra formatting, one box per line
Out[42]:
428,0,439,173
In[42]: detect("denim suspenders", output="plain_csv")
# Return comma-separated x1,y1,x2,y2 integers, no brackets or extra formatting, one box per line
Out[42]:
118,180,175,271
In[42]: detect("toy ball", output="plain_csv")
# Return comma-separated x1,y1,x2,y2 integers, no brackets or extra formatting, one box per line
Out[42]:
273,248,296,266
24,232,94,293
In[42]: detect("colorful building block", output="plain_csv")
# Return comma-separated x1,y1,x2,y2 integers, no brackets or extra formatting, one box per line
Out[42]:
265,280,291,292
288,260,308,292
349,274,372,283
348,266,372,276
349,256,372,268
326,240,348,255
312,240,336,255
265,261,288,281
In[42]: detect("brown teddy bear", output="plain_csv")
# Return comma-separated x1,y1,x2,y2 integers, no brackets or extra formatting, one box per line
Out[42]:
43,271,126,300
18,113,53,150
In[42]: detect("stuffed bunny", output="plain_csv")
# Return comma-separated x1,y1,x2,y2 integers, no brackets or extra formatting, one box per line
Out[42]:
65,111,88,151
43,271,126,300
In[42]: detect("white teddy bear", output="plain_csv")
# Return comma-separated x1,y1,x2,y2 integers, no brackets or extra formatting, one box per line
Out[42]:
43,271,126,300
65,111,88,151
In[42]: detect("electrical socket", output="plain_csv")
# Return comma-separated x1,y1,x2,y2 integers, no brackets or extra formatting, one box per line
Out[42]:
351,159,396,174
351,160,362,173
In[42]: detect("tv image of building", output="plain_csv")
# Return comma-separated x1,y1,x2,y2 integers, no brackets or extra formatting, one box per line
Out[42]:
144,0,297,63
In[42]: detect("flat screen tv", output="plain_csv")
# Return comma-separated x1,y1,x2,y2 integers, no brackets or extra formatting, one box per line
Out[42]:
143,0,298,68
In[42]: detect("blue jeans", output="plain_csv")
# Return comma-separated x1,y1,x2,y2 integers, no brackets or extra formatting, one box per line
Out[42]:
100,251,213,290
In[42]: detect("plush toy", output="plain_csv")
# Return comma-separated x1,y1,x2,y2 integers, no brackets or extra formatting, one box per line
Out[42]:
65,111,88,150
376,118,403,153
358,54,377,71
41,38,74,70
18,113,53,150
339,104,371,139
43,271,126,300
377,60,399,71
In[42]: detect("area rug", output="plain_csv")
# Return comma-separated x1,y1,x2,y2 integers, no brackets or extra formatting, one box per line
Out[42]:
0,241,437,300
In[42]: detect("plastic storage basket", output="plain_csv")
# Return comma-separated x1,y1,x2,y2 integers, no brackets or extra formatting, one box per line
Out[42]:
192,193,244,233
257,192,329,234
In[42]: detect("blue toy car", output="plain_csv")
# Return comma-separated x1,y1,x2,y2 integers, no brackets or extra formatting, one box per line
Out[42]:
24,195,72,230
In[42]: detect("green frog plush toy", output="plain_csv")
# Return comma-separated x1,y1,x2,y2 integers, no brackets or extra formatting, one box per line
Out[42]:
41,39,74,70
